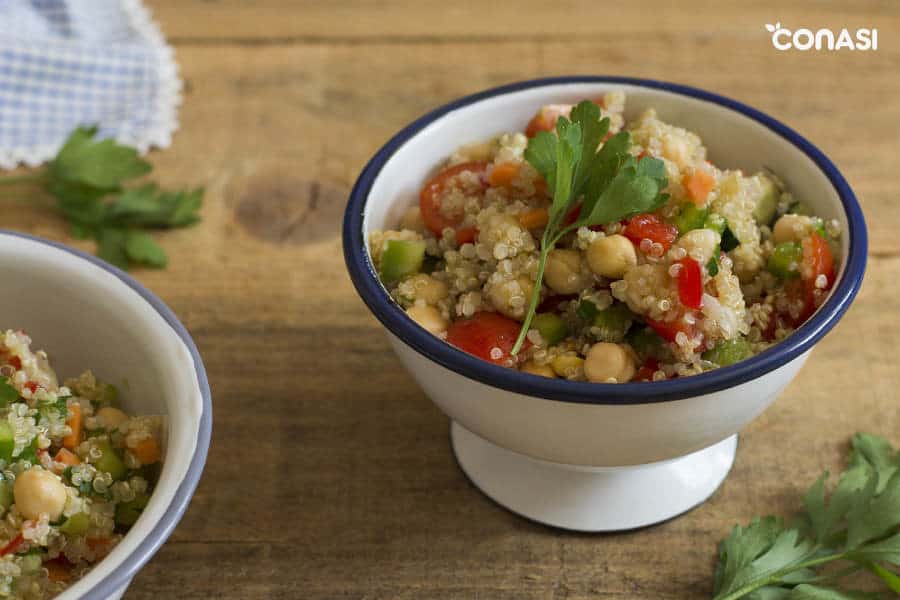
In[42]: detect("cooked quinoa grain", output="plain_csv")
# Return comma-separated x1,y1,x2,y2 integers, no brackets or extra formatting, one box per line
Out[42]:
370,94,841,382
0,331,161,598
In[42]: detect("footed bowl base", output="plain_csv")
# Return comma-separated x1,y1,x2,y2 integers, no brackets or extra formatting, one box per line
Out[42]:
450,422,738,532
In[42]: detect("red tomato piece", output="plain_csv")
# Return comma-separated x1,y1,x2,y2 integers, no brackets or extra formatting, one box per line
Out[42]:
24,382,38,393
419,161,488,240
644,314,699,345
623,214,679,253
793,233,836,324
0,534,23,557
676,257,703,309
8,356,20,370
525,104,573,137
633,358,659,382
446,312,526,366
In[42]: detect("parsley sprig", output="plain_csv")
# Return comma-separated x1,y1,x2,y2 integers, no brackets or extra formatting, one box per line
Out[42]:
713,433,900,599
511,101,669,354
0,127,203,269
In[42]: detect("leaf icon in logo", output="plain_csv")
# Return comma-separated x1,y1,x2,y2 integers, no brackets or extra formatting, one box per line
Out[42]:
765,22,781,33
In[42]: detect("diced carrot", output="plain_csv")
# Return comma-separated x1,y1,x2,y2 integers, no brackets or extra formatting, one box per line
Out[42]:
62,404,81,450
518,208,549,230
488,162,521,188
54,448,80,468
131,437,161,465
86,538,112,558
0,534,23,557
683,170,715,205
44,558,72,583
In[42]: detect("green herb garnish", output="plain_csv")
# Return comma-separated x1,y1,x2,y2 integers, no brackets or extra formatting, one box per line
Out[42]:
712,432,900,599
0,379,17,407
511,101,669,354
0,127,203,270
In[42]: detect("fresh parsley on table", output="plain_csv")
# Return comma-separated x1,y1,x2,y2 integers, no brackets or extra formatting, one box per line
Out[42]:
0,126,203,270
511,100,669,354
713,433,900,599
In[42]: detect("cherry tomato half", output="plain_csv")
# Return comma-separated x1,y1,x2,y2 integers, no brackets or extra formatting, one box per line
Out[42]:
645,314,699,345
793,232,836,324
419,161,488,242
446,312,525,366
623,214,679,254
676,257,703,310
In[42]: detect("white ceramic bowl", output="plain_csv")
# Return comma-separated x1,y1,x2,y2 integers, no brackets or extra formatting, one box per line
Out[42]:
0,231,211,598
344,77,866,531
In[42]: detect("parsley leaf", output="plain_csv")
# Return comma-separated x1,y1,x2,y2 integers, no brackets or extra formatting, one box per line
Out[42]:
511,101,668,354
1,126,203,270
712,433,900,600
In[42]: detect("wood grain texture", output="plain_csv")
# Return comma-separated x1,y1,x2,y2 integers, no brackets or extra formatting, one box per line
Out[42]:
5,2,899,597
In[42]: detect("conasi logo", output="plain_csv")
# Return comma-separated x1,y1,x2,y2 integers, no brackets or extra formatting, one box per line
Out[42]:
765,23,878,51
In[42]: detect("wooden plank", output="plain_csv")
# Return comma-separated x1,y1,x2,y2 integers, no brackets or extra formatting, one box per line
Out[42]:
145,0,898,43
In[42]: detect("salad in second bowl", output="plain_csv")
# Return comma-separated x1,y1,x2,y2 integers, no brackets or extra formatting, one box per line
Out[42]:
369,92,840,383
0,330,162,598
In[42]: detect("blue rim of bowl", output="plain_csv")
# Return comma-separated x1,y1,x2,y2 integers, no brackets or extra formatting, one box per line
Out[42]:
0,230,212,598
343,75,867,404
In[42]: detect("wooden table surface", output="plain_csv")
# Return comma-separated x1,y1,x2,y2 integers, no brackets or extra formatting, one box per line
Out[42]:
7,2,900,598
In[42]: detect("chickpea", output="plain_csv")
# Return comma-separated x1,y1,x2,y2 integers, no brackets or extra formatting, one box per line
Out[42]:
521,361,556,378
406,305,448,335
544,249,590,294
586,234,637,279
773,214,812,244
676,229,721,265
14,468,67,521
550,354,584,379
96,406,129,431
405,274,448,305
584,343,637,383
487,276,535,320
400,206,425,233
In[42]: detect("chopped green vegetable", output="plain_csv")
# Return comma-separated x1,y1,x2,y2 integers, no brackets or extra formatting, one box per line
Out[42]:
707,256,719,277
0,379,17,407
379,239,426,283
721,226,740,252
752,175,779,225
17,439,39,465
673,203,709,234
59,512,90,535
512,100,669,354
93,440,127,481
0,422,15,464
702,338,753,367
115,492,150,527
591,303,634,343
628,326,663,360
532,313,568,346
0,479,12,511
576,298,600,322
712,432,900,600
704,213,727,235
0,126,203,270
768,242,803,279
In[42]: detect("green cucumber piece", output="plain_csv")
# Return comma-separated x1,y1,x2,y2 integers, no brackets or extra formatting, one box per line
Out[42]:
0,380,17,407
627,326,663,360
704,213,727,235
59,512,90,535
0,422,14,463
673,203,708,234
532,313,568,346
576,298,599,322
591,303,634,343
702,338,753,367
115,492,150,527
379,240,426,283
93,440,127,481
767,242,802,279
752,175,779,225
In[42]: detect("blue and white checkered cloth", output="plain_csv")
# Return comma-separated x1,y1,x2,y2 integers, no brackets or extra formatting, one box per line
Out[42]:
0,0,181,168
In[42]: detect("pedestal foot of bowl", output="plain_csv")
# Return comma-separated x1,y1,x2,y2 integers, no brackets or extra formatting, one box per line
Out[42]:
450,421,737,532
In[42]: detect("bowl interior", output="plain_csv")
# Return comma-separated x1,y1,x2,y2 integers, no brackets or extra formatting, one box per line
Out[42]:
364,81,850,277
0,234,204,598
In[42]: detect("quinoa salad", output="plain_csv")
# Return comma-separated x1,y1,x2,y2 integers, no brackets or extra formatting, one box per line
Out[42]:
0,331,162,598
369,92,840,383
